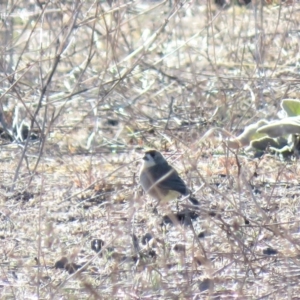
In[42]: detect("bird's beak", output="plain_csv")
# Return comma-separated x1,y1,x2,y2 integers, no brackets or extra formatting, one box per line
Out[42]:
142,154,148,161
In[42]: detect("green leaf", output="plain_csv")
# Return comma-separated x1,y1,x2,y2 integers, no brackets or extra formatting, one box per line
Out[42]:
281,99,300,117
257,117,300,137
250,136,287,151
235,120,269,146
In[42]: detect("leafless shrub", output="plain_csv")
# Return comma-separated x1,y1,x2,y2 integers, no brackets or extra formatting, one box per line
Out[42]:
0,0,300,298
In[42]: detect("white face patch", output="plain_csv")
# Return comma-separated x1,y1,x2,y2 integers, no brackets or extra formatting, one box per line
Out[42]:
142,153,156,168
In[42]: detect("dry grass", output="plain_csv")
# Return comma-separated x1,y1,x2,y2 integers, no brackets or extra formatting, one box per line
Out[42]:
1,0,300,299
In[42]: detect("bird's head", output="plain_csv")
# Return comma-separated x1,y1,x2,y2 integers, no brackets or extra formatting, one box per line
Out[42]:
142,150,166,168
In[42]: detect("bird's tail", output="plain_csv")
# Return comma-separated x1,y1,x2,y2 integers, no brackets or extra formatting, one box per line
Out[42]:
189,196,200,205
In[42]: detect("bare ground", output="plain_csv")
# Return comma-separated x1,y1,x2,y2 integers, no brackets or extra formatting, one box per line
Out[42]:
1,0,300,299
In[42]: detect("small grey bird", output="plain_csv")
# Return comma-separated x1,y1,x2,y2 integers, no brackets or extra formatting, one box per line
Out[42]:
139,150,199,205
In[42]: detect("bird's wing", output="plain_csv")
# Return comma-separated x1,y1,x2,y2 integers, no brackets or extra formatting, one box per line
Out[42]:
148,163,188,195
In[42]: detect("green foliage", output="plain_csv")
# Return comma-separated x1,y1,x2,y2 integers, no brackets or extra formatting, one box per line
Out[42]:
229,99,300,155
281,99,300,117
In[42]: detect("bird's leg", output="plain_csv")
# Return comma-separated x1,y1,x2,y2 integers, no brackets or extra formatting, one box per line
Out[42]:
152,199,161,214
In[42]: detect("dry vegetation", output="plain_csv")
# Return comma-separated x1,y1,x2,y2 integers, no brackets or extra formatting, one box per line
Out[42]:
1,0,300,299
